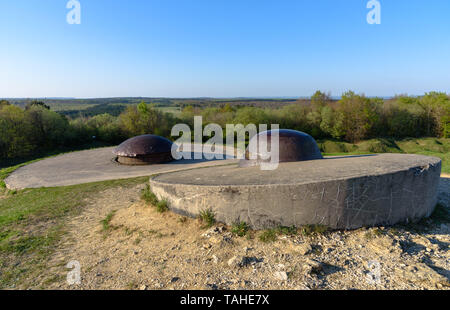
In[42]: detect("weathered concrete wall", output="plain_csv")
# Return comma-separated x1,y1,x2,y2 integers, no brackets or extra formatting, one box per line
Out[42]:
150,154,442,229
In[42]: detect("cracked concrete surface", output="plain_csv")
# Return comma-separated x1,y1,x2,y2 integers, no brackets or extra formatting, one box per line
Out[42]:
150,154,442,229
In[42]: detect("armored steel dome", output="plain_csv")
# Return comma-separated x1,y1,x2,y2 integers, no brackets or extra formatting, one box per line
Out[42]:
113,134,174,165
239,129,323,167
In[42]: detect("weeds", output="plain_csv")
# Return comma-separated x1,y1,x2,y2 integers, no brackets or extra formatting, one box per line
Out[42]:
141,185,169,213
231,222,249,237
364,228,383,240
259,225,308,242
133,238,142,245
259,229,277,243
101,210,116,231
199,209,216,228
276,226,298,236
141,184,158,205
156,200,169,213
300,224,329,236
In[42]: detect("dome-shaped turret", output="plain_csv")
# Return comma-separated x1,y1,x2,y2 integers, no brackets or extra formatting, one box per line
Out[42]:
113,134,174,165
239,129,323,167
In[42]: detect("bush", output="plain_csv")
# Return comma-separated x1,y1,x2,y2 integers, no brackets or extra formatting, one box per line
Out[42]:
259,229,277,243
156,200,169,213
141,185,158,205
231,222,249,237
300,225,329,236
199,209,216,228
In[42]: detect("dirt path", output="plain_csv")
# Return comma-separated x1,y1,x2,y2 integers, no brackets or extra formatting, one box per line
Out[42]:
34,178,449,290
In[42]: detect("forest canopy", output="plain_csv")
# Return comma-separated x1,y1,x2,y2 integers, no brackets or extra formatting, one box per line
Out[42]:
0,91,449,161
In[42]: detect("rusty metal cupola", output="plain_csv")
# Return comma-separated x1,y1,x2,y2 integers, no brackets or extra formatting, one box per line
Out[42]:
239,129,323,167
113,134,174,165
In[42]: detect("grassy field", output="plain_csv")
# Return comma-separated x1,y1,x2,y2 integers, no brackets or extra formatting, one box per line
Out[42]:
0,173,147,288
156,106,182,117
47,102,98,112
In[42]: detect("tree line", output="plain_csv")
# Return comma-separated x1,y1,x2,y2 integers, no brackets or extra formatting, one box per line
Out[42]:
0,91,449,161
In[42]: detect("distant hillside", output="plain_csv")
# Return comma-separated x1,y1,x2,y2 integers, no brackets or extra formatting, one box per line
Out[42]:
3,97,314,118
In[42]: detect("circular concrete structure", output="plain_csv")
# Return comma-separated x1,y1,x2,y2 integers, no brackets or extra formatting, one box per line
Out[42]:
113,135,174,165
240,129,323,167
5,146,238,190
150,154,442,229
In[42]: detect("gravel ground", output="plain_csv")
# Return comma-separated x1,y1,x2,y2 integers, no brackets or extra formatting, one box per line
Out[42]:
26,176,449,290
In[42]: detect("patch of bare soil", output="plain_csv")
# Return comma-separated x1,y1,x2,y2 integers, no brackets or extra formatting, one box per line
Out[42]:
36,178,449,290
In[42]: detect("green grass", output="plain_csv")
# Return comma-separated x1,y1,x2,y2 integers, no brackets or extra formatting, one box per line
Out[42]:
259,229,278,243
101,210,117,231
364,228,384,240
156,106,182,117
199,209,216,228
48,102,98,112
0,173,148,289
319,137,450,173
259,226,299,242
140,185,169,213
299,224,330,236
156,200,169,213
141,184,158,205
231,222,250,237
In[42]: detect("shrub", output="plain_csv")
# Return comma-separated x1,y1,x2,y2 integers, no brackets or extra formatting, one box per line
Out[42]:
276,226,298,236
156,200,169,213
259,229,277,243
231,222,249,237
141,185,158,205
300,224,329,236
199,209,216,228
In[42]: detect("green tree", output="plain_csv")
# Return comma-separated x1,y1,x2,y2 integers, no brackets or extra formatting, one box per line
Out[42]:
0,100,10,107
418,92,450,137
311,90,331,111
0,105,34,158
335,91,381,142
25,100,50,110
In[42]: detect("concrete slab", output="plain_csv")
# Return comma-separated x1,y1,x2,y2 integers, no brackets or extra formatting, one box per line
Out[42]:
150,154,442,229
5,147,237,189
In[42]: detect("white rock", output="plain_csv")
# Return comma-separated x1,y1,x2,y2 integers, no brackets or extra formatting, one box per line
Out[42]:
274,271,288,281
212,255,219,264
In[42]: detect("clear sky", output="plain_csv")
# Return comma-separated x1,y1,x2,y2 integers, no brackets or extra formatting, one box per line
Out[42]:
1,0,449,98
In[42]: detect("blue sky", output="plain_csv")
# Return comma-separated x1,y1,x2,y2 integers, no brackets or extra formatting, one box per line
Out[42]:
1,0,449,98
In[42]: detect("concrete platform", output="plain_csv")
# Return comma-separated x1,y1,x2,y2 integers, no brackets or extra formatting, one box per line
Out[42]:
150,154,442,229
5,147,237,189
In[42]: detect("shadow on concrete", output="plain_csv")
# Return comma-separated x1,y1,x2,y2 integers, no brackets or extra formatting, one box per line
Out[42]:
112,152,234,166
